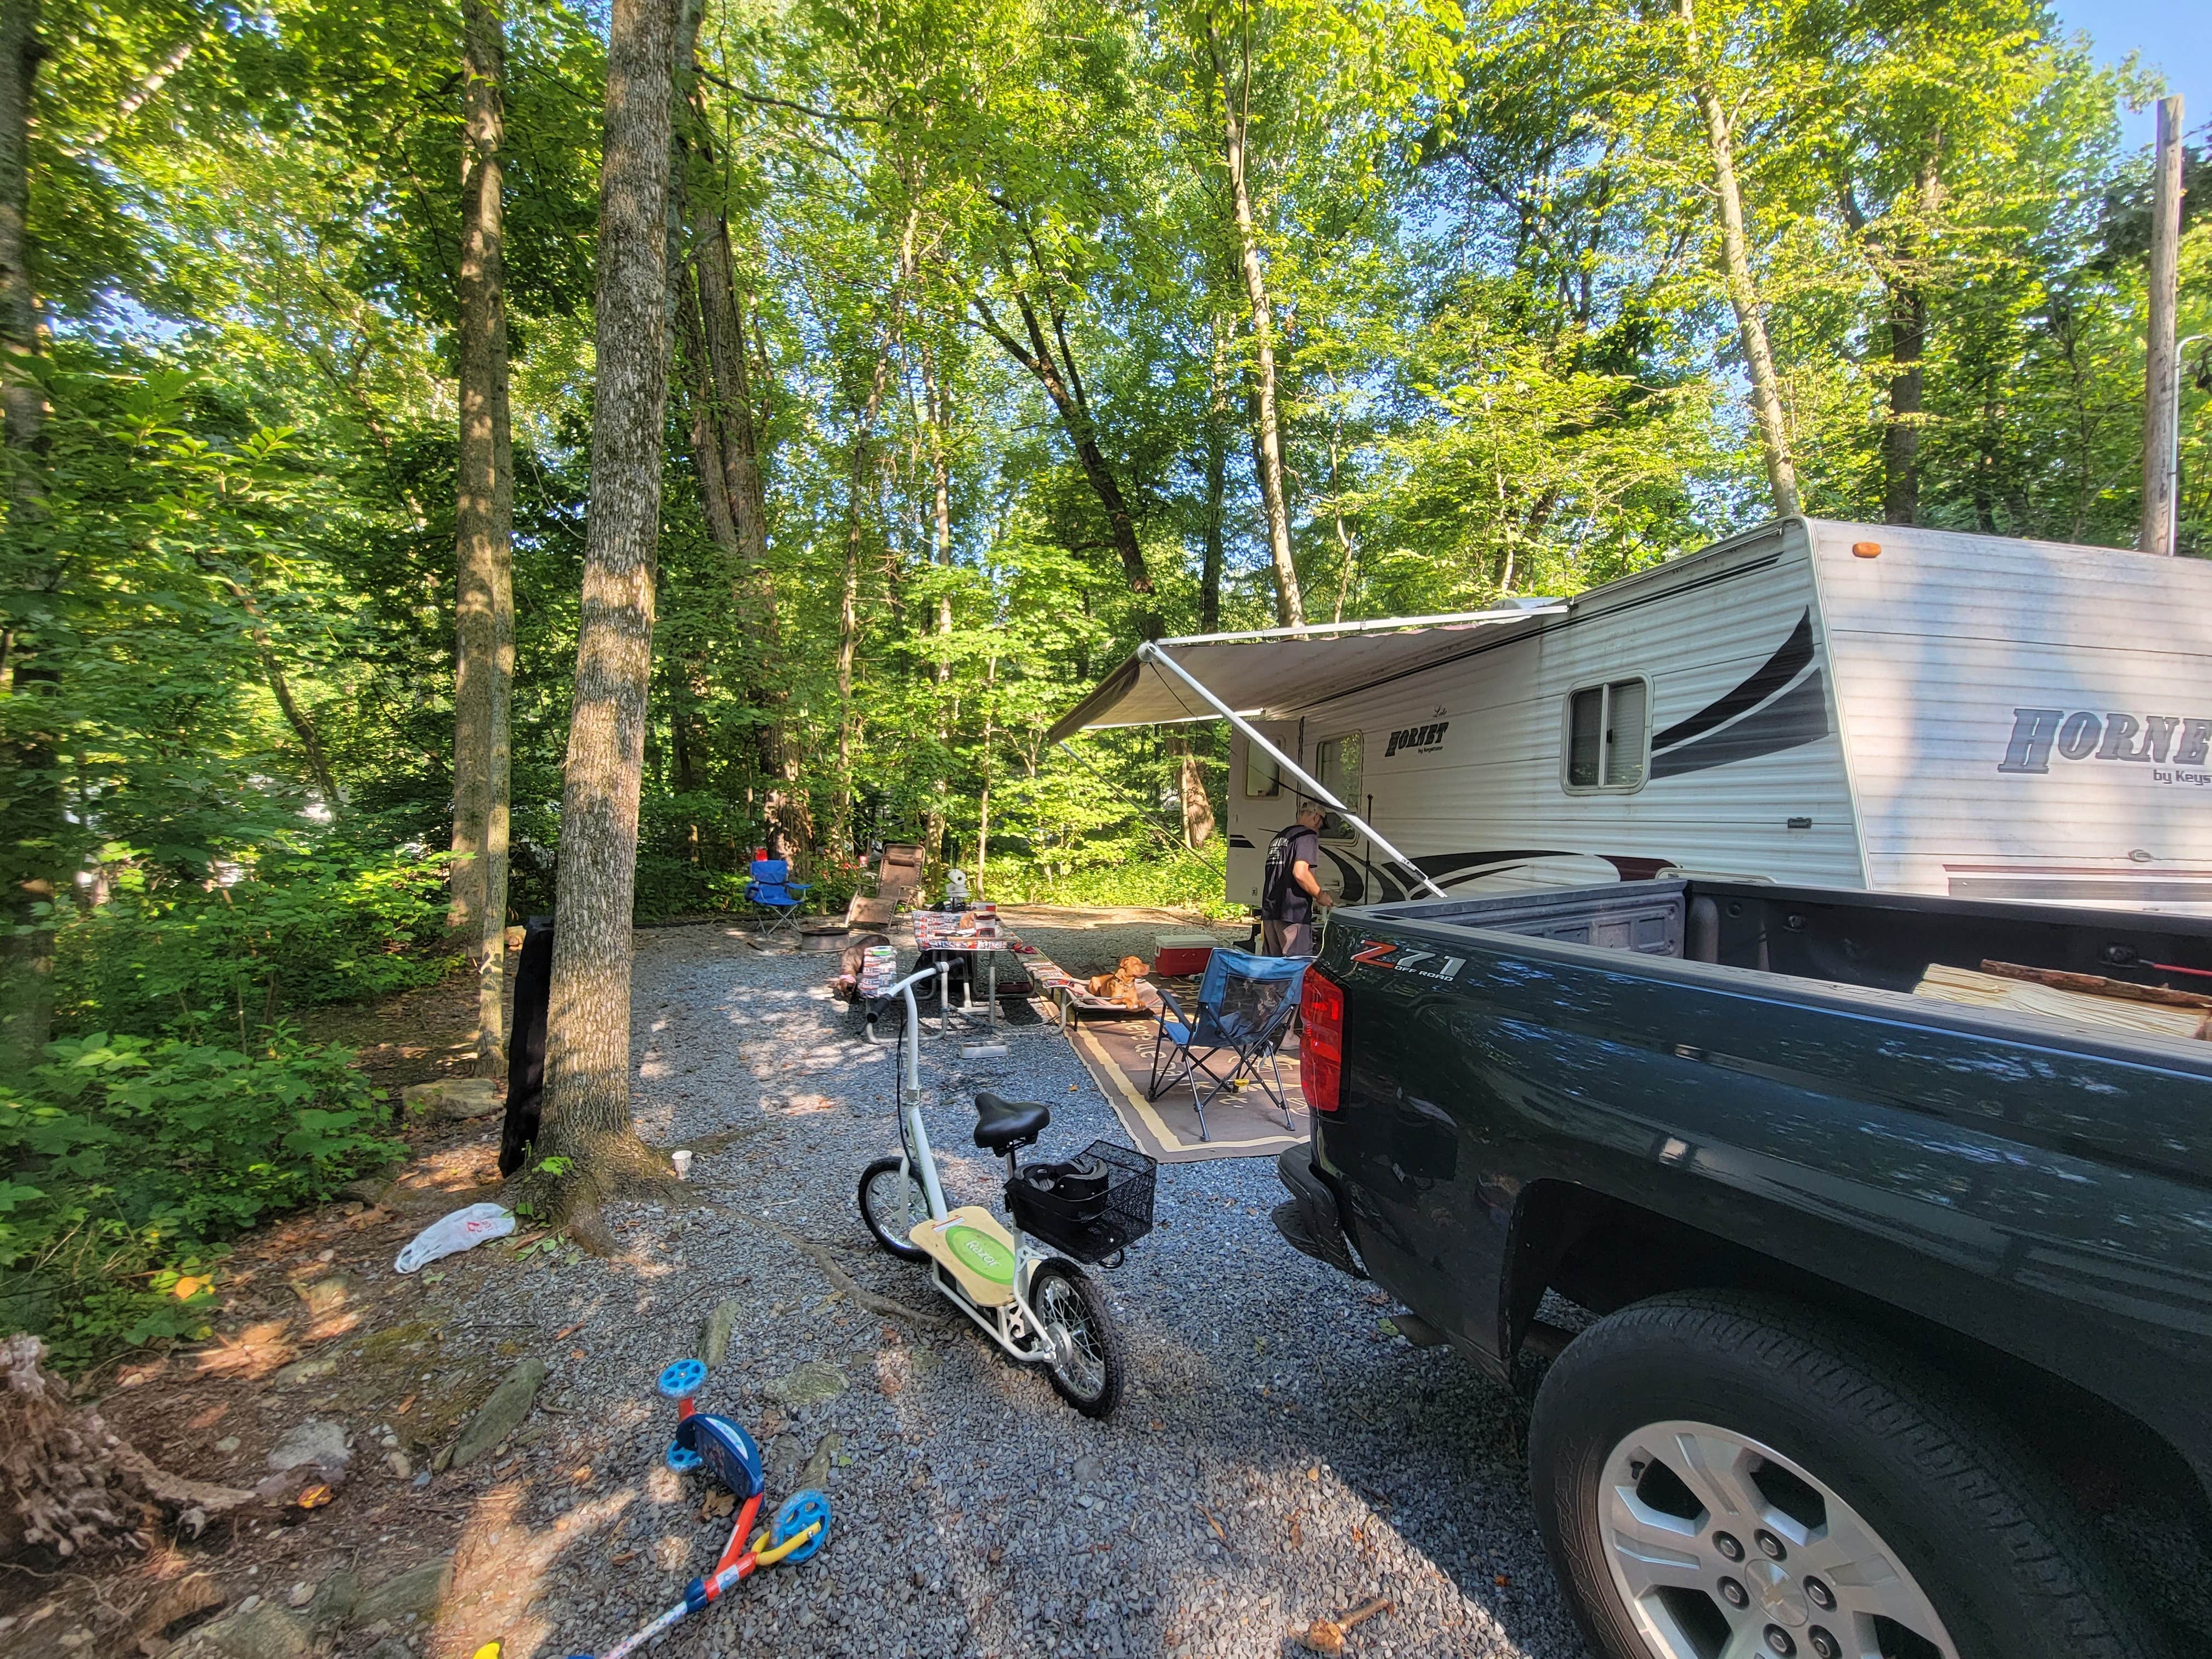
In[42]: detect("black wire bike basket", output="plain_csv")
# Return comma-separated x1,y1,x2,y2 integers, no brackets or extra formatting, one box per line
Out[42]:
1007,1140,1155,1265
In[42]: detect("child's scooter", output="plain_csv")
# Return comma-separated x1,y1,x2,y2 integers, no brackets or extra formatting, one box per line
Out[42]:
566,1359,832,1659
855,967,1154,1419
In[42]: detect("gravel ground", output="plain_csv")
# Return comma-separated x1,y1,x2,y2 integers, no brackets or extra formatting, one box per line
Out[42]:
415,923,1586,1659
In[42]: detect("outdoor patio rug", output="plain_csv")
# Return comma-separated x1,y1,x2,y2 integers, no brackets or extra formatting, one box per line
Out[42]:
1059,1005,1310,1164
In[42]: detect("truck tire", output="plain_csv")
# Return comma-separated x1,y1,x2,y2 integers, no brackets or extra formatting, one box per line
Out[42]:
1527,1290,2163,1659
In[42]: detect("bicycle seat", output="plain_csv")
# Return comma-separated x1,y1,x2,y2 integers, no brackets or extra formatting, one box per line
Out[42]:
973,1091,1049,1154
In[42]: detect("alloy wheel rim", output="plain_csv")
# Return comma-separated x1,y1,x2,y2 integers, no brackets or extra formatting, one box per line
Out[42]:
1038,1275,1106,1399
1595,1419,1956,1659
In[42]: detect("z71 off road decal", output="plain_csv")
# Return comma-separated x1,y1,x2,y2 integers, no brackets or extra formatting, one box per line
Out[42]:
1348,941,1465,981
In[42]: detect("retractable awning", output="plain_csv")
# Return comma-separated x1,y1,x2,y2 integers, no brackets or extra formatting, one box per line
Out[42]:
1045,600,1566,744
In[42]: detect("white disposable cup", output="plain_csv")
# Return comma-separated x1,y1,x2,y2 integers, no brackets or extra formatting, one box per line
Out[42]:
671,1150,694,1181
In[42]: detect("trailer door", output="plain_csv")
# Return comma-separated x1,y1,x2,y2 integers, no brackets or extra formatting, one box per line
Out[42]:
1226,721,1302,908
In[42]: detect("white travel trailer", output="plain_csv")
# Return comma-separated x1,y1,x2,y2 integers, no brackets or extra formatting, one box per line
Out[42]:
1047,517,2212,915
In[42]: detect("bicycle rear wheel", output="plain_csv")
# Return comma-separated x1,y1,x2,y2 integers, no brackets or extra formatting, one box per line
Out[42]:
1030,1259,1123,1418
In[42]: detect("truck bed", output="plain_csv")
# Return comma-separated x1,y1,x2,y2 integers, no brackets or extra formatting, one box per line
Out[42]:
1361,878,2212,1052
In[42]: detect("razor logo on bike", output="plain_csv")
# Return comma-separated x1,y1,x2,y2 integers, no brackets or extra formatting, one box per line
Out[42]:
1348,941,1465,980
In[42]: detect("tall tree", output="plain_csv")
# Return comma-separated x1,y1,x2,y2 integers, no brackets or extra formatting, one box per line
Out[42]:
1675,0,1801,518
540,0,681,1216
452,0,516,1074
0,0,37,475
1206,7,1304,625
1,0,53,1073
970,262,1161,639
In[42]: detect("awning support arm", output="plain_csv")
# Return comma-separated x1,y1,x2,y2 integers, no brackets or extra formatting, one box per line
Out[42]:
1137,641,1451,901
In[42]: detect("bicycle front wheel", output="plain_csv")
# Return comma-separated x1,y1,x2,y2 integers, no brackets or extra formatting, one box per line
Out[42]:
858,1158,929,1260
1030,1259,1124,1418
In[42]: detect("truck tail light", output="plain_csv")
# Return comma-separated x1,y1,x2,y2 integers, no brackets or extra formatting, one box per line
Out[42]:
1301,969,1344,1113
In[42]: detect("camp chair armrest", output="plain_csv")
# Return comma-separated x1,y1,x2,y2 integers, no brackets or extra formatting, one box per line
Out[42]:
1154,985,1190,1030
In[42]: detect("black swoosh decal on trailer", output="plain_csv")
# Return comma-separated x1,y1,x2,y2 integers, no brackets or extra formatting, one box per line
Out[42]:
1650,610,1815,754
1650,668,1830,778
1353,849,1677,902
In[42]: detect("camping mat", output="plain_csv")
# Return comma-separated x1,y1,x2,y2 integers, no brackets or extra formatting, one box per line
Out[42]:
1059,1004,1309,1164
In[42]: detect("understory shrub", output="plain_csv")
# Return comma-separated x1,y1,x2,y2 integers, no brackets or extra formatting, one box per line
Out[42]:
988,838,1240,917
0,1032,399,1369
54,845,459,1042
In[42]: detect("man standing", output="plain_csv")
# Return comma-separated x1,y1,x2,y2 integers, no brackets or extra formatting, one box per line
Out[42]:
1260,802,1334,956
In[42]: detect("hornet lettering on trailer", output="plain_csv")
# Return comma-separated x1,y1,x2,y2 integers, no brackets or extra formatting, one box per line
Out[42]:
1349,940,1466,980
1999,708,2212,778
1383,721,1450,759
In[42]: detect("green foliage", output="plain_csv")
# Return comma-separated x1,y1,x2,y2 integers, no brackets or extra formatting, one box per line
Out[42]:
0,1032,399,1367
995,838,1242,917
54,846,460,1042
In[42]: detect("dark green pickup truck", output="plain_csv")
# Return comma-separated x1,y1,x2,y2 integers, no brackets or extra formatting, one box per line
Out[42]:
1274,878,2212,1659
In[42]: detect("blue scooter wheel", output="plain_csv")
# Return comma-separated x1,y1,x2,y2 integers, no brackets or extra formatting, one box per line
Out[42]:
664,1438,703,1472
770,1489,832,1562
657,1357,707,1400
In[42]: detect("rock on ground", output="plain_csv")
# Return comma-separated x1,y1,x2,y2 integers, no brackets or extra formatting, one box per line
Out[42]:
348,1558,452,1629
450,1357,547,1468
263,1419,347,1475
400,1077,501,1120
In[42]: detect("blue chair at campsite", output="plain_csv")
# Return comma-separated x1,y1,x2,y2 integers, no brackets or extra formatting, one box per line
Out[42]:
744,857,811,940
1146,949,1308,1139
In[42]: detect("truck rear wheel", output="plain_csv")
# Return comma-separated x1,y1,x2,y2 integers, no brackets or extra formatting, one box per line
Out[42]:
1527,1291,2163,1659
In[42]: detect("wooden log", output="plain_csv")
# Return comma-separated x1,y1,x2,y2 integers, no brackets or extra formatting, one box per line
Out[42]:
1979,960,2212,1011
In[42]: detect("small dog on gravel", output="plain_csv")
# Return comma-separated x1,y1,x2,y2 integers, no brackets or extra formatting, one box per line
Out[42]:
1086,955,1150,1007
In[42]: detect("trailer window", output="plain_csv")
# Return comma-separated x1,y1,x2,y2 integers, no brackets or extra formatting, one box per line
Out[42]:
1314,734,1362,839
1244,742,1280,798
1566,679,1649,791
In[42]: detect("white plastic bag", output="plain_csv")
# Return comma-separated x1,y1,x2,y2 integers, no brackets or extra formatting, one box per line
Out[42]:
394,1202,515,1274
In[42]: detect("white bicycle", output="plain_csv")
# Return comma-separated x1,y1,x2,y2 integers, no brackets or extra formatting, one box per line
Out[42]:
854,966,1149,1418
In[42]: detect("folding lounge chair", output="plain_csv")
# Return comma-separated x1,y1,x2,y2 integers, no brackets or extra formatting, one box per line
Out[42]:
1146,949,1308,1139
744,857,811,940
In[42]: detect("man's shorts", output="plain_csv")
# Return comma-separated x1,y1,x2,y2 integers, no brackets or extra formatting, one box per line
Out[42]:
1261,919,1314,957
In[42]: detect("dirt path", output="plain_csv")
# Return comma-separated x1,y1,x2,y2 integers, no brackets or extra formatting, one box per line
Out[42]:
6,915,1582,1659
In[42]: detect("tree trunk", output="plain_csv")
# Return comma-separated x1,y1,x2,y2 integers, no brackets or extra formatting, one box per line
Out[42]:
1882,281,1926,525
0,0,38,477
1678,0,1800,519
976,653,996,894
924,349,953,872
1216,21,1303,628
452,0,515,1076
1327,380,1356,622
969,279,1160,639
1201,315,1228,634
1,0,54,1073
540,0,679,1206
833,345,893,861
697,217,770,571
1174,734,1214,848
1880,154,1940,526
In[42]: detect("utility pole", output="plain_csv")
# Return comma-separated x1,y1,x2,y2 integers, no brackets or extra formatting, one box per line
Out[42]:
2141,94,2183,556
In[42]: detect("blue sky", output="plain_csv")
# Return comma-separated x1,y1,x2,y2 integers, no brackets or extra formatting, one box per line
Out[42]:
2050,1,2207,151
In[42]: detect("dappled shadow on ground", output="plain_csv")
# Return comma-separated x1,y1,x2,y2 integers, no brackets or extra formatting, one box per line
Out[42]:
14,919,1582,1659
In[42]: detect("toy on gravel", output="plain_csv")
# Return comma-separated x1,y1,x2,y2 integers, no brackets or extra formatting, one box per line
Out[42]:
856,966,1155,1419
565,1359,832,1659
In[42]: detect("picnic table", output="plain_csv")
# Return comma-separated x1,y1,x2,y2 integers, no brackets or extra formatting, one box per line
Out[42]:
900,911,1026,1043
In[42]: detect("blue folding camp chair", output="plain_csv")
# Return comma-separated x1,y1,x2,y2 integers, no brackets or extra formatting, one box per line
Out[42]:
744,858,811,940
1146,949,1308,1139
